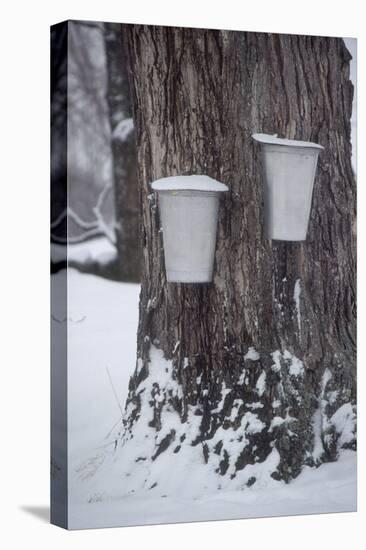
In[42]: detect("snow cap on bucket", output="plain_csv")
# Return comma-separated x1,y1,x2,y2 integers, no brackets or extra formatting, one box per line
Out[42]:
151,175,229,193
252,133,324,151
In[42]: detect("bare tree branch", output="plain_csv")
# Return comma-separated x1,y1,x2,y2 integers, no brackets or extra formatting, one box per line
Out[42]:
51,182,117,246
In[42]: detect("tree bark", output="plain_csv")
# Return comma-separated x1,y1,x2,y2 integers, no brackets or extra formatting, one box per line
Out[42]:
119,26,356,488
104,23,141,282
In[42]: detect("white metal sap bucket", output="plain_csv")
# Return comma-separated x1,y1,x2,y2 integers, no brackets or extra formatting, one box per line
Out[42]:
151,175,228,283
252,133,324,241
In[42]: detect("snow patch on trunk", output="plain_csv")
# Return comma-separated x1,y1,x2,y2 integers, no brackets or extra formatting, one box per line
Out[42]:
330,403,357,449
244,347,260,361
283,349,304,377
312,368,332,462
271,350,282,372
293,278,302,336
256,371,266,396
311,368,356,463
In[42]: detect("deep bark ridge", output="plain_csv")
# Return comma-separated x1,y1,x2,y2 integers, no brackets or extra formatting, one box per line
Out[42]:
116,27,356,494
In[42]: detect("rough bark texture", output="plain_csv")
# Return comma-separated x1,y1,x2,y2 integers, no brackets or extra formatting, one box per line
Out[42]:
105,23,141,282
119,26,356,487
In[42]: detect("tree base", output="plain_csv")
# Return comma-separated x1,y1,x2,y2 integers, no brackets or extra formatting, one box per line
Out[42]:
110,345,356,495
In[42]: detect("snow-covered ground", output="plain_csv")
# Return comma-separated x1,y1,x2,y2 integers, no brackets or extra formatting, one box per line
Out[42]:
70,450,357,529
51,270,356,529
66,269,139,477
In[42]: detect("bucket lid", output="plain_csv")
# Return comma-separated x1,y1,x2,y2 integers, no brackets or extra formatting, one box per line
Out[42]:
252,133,324,150
151,175,229,192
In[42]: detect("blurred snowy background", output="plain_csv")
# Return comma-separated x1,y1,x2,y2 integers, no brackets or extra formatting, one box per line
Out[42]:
51,25,357,528
51,21,140,282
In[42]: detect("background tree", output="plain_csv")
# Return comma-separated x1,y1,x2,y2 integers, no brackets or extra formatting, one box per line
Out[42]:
104,23,141,282
58,21,115,244
52,21,141,282
50,22,68,247
117,26,356,488
51,21,118,278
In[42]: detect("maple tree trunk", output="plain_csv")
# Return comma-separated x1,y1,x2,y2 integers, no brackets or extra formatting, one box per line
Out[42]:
119,25,356,485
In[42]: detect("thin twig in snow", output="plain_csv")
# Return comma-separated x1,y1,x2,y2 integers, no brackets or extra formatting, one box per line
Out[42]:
104,417,123,440
106,366,124,416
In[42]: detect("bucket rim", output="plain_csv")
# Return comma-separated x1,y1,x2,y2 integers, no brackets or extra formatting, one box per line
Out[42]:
252,133,324,150
151,175,229,193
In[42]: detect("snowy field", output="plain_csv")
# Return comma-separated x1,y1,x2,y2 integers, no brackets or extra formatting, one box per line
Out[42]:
70,451,357,529
66,268,139,479
53,42,358,525
51,268,356,529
